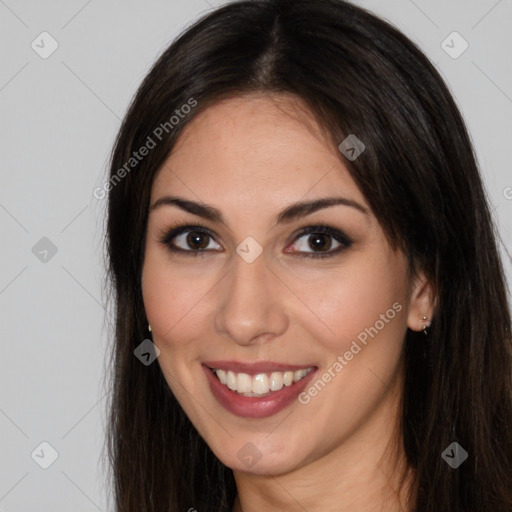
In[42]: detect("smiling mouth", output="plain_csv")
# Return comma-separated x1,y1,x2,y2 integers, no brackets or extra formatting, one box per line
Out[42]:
208,367,314,397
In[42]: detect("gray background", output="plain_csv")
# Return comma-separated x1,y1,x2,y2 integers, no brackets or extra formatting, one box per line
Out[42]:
1,0,511,510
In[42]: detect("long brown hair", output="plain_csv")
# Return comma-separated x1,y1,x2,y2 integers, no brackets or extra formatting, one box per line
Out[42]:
102,0,512,510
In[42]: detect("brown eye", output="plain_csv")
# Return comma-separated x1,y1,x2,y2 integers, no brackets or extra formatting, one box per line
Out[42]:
170,229,221,252
159,224,222,255
160,223,351,259
307,233,333,252
286,225,353,259
185,231,210,250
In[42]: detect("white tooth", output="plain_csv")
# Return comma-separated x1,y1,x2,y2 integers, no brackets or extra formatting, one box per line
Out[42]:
283,371,294,386
237,372,252,393
216,369,227,385
227,370,237,391
293,369,307,382
269,372,284,391
218,368,312,393
252,373,270,394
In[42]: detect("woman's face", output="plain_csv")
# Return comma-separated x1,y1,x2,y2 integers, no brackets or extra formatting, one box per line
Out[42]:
142,93,427,476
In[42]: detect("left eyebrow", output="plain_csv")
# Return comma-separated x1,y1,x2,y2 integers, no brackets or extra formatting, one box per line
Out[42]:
274,197,369,225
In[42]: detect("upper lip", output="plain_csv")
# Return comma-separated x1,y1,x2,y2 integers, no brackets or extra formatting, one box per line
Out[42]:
203,360,316,375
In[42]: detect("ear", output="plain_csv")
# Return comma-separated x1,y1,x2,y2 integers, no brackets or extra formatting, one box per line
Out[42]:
406,271,436,332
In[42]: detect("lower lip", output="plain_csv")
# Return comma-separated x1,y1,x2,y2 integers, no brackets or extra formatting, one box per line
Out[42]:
202,364,317,418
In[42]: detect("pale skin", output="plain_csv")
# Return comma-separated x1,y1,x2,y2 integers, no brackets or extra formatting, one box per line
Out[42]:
141,93,435,512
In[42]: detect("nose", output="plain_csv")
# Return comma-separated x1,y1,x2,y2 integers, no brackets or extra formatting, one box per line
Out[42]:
214,249,289,347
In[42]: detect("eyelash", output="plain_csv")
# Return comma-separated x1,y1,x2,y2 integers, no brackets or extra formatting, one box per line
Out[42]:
157,222,353,259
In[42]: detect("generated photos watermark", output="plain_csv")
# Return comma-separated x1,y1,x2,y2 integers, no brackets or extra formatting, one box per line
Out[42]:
93,97,198,200
338,134,365,161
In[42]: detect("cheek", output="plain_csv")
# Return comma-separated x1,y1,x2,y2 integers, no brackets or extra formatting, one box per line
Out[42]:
141,252,208,401
296,252,409,358
141,250,194,347
291,259,408,442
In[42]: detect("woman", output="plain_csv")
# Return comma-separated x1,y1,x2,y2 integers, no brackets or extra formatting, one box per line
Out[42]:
103,0,512,510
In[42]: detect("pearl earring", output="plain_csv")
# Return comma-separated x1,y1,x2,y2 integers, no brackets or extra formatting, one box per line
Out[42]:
421,316,430,336
148,323,152,332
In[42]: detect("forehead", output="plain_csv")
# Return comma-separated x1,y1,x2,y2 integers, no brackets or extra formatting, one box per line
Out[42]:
151,93,367,214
